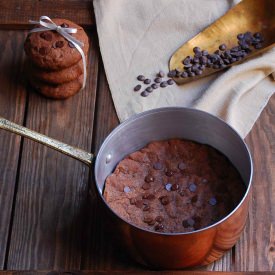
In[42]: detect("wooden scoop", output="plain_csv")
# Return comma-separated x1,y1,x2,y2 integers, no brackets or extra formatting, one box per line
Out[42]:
169,0,275,84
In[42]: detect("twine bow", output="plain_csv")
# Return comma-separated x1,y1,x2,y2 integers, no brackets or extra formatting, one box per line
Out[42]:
29,16,86,89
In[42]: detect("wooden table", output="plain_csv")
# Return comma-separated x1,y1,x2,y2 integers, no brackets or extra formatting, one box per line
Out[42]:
0,1,274,273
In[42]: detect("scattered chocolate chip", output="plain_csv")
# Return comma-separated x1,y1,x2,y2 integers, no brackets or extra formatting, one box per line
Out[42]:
151,83,159,89
209,197,217,206
178,162,186,171
171,183,179,191
167,79,174,85
165,183,172,191
160,81,168,88
55,40,64,48
143,205,150,211
124,186,131,193
154,223,164,231
146,86,153,93
137,75,145,81
154,77,162,83
155,216,164,223
144,78,151,84
145,175,155,183
134,84,141,92
142,182,151,190
159,195,170,205
38,47,48,55
158,71,165,77
141,90,149,97
180,72,188,78
167,70,176,77
153,162,163,170
189,183,197,192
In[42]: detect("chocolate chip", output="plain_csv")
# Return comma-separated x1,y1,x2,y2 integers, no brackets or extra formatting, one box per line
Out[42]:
167,70,176,77
143,205,150,211
134,84,141,92
171,183,179,191
219,44,226,51
182,218,195,228
155,216,164,223
165,183,172,191
237,33,244,40
183,56,191,65
189,183,197,192
160,81,168,88
124,186,131,193
68,42,75,48
143,193,155,200
38,47,48,55
159,195,170,205
153,162,163,170
209,197,217,206
145,175,154,183
130,198,137,205
137,75,145,81
158,71,165,78
148,219,156,226
195,70,202,75
167,79,174,85
151,83,159,89
154,77,162,83
55,40,64,48
178,162,186,171
193,47,201,53
154,223,164,232
60,23,69,28
40,32,52,41
142,182,151,190
191,195,198,203
141,91,149,97
143,216,153,223
144,79,151,84
202,50,208,56
254,43,263,49
165,170,173,177
146,86,153,93
188,72,195,77
180,72,188,78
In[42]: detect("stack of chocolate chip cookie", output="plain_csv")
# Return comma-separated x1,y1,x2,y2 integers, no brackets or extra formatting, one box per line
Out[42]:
24,18,89,99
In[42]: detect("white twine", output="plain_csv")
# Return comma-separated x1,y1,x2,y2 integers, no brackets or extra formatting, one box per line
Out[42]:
29,16,86,89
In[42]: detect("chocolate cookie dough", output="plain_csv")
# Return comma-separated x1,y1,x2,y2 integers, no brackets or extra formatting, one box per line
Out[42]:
104,139,246,233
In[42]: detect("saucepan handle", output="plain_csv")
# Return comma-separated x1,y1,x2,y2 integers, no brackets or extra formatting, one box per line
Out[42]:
0,117,94,166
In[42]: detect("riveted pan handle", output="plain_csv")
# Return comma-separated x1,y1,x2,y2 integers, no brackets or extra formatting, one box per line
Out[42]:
0,117,94,166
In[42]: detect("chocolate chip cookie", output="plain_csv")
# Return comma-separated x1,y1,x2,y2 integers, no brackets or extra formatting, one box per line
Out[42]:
27,58,84,85
29,74,83,99
24,18,89,70
104,139,246,233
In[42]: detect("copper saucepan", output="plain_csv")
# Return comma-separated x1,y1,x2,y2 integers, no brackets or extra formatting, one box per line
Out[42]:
0,107,253,269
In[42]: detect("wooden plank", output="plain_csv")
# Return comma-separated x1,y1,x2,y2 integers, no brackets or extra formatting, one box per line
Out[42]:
235,94,275,271
6,31,98,269
0,30,27,268
0,0,95,30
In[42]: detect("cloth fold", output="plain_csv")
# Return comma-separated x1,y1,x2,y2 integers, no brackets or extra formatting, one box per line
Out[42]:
93,0,274,138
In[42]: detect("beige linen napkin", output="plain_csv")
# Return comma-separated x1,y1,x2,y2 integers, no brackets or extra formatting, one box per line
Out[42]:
93,0,275,138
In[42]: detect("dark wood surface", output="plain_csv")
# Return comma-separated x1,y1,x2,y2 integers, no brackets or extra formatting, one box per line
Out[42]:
0,1,274,273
